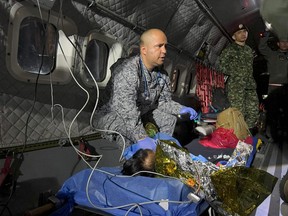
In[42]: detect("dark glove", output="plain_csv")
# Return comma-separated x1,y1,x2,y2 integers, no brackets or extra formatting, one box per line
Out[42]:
179,106,198,120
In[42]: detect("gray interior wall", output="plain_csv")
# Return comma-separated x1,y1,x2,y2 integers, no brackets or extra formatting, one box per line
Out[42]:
0,1,281,216
0,1,229,213
0,0,228,148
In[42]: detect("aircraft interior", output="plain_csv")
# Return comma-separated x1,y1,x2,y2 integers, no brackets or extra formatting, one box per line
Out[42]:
0,0,287,215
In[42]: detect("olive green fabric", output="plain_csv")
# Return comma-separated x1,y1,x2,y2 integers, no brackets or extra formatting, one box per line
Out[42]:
219,43,259,128
211,166,278,216
216,107,250,140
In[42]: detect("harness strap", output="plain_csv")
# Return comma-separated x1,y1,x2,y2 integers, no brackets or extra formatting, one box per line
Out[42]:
0,155,13,186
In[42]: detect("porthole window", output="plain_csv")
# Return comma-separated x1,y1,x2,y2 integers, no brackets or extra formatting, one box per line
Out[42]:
81,31,123,88
18,17,58,75
84,39,109,82
6,1,77,84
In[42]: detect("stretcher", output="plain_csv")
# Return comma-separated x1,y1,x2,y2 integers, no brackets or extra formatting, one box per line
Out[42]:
52,167,210,216
25,137,259,216
42,102,259,216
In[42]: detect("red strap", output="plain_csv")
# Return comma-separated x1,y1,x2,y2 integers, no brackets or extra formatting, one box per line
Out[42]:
0,156,13,186
78,140,91,159
78,142,85,159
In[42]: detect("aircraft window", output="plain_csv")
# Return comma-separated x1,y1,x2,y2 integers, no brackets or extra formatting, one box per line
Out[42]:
18,17,58,75
80,31,123,88
7,2,77,84
170,69,179,93
84,39,109,82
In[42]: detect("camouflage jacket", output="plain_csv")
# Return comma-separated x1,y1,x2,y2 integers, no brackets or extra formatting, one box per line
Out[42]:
98,55,183,142
219,42,256,91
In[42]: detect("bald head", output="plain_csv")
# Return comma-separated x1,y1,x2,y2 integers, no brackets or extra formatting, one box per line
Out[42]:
139,29,167,71
140,29,165,46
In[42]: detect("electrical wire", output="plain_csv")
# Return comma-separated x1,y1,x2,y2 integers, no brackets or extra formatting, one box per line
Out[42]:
62,30,127,163
61,35,126,162
35,0,44,25
78,50,195,213
40,0,106,169
56,28,197,216
54,30,125,171
1,1,192,215
0,1,51,215
28,3,200,215
84,164,194,215
56,38,102,169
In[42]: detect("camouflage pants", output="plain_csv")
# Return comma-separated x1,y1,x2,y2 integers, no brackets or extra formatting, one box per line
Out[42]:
228,89,259,128
94,108,177,148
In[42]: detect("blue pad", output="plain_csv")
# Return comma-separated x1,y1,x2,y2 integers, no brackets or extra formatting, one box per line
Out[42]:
52,167,209,216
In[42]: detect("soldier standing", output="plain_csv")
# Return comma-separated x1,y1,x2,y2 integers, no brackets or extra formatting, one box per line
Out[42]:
219,24,259,130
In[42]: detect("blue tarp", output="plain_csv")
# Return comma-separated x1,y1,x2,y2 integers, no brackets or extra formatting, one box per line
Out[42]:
51,167,209,216
51,137,258,216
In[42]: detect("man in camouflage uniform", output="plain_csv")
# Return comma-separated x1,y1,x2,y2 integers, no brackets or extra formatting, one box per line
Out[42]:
219,24,259,129
95,29,197,148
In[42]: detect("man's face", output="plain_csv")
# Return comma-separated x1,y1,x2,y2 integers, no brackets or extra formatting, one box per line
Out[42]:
142,31,167,69
278,41,288,51
233,29,248,43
